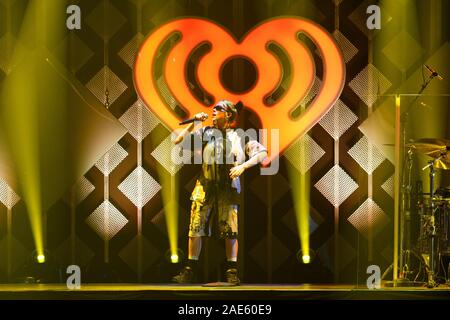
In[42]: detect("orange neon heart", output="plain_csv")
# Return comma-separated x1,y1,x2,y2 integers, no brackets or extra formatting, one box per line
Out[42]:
134,17,345,164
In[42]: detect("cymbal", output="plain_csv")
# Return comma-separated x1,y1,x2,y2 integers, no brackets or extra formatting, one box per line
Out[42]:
406,138,450,169
435,160,450,170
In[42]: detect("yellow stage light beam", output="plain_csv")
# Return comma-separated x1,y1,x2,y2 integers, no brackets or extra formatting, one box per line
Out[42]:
167,167,180,260
298,169,311,263
140,1,183,262
148,132,180,263
0,0,68,257
269,0,318,265
287,133,311,265
1,58,44,256
155,161,179,261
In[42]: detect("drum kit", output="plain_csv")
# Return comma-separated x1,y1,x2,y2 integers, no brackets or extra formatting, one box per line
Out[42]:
398,138,450,287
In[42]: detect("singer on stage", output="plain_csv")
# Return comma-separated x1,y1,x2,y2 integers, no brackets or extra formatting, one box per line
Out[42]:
172,100,268,285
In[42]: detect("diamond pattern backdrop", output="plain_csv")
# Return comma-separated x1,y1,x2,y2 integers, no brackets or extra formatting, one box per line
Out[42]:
1,0,448,284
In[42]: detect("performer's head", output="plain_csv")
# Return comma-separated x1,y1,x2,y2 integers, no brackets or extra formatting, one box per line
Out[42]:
212,100,238,129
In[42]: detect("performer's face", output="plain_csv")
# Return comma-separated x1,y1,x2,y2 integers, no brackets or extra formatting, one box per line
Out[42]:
212,105,231,129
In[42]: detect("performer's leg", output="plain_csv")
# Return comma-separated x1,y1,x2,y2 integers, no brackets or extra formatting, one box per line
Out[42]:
189,236,202,259
224,238,240,285
172,186,209,283
221,205,240,285
172,236,202,283
225,238,238,261
187,236,202,271
222,205,238,263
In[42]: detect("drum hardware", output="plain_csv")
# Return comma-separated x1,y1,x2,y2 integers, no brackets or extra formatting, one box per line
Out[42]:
395,70,440,286
406,139,450,287
398,148,414,283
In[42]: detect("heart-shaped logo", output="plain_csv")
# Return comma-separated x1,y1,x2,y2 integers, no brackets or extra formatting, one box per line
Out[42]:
134,17,345,163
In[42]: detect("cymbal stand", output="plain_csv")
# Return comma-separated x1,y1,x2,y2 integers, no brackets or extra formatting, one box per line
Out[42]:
422,154,445,287
398,148,414,281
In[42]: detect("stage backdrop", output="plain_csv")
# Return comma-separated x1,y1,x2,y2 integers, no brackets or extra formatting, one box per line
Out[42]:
0,0,449,284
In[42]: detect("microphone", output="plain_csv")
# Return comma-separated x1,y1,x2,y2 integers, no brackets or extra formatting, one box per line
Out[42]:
424,64,444,80
179,114,208,125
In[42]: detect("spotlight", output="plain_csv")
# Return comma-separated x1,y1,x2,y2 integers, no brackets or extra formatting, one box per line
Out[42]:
36,254,46,264
32,250,49,264
302,255,311,264
165,248,184,264
297,248,316,264
18,250,61,283
170,254,179,264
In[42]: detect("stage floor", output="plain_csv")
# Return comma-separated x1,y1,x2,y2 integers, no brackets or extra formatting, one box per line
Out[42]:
0,283,450,300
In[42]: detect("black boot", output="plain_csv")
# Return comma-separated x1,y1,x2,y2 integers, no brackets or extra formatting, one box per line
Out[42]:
225,268,240,286
172,266,195,284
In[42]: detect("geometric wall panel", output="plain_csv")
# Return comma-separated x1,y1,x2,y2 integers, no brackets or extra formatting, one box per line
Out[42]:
314,165,358,207
382,31,423,72
348,135,386,174
249,173,291,206
119,235,160,273
249,234,291,272
86,66,127,106
60,33,94,73
74,176,95,205
348,198,390,239
349,64,392,107
319,100,358,140
118,166,161,209
333,30,358,63
0,177,20,209
86,1,126,41
151,135,184,176
119,100,160,142
86,200,128,240
118,33,144,68
281,207,324,236
95,143,128,176
54,237,95,267
381,175,394,198
285,134,325,174
317,234,356,273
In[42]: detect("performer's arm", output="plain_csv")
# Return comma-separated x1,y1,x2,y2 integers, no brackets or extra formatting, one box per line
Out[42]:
229,141,267,179
173,112,208,144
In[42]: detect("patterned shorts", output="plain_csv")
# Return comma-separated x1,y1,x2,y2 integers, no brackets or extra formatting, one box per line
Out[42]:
188,181,238,239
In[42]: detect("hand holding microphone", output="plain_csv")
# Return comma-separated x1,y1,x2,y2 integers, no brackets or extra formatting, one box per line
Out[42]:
179,112,208,125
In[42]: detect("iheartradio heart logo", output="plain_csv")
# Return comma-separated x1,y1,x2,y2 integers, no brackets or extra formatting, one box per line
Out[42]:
134,17,345,164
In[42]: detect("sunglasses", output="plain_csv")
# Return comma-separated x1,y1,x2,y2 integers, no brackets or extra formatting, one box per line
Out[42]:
213,105,227,112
